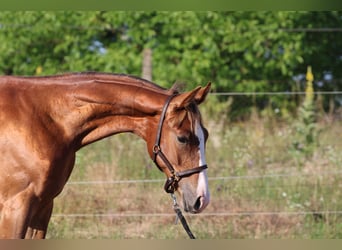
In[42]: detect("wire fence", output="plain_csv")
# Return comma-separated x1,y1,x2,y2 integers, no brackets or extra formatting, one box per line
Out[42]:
1,23,342,33
50,169,342,219
66,170,342,185
209,91,342,96
52,211,342,218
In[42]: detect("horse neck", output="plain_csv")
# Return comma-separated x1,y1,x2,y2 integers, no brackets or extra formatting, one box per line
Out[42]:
55,79,169,149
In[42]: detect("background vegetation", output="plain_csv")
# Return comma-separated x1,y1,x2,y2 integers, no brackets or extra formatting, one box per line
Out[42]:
0,11,341,118
0,11,342,117
47,103,342,239
0,11,341,82
0,11,341,238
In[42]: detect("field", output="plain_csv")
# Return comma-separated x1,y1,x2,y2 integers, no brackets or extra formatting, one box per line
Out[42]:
47,98,342,239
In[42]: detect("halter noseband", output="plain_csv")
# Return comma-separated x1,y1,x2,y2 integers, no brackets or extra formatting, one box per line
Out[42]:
152,94,208,193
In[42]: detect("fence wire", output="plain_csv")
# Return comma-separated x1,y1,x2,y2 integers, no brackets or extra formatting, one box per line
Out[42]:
54,170,342,219
209,91,342,96
66,170,342,185
51,210,342,218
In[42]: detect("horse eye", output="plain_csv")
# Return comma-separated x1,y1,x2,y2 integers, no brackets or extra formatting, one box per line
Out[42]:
177,136,189,144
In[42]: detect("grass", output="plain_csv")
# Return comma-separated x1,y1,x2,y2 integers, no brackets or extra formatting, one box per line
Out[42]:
46,103,342,239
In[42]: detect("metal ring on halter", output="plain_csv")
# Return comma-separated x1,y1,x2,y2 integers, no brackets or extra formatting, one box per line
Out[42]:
164,177,176,193
152,144,161,154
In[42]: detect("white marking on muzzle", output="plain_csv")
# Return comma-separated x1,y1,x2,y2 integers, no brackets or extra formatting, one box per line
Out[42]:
195,121,210,211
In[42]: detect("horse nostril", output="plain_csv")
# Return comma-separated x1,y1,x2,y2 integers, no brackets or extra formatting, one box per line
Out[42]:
194,196,202,211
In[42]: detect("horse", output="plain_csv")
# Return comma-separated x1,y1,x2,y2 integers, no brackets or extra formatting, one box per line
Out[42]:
0,72,211,239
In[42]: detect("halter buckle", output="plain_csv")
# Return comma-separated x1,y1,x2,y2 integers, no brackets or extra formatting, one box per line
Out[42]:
164,176,178,193
152,144,161,154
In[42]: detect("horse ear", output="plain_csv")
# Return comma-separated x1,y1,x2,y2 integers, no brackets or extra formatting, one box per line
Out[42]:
172,82,211,109
168,83,211,127
172,86,202,109
194,82,211,105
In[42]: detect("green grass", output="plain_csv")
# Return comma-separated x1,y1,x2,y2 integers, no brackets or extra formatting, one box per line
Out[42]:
47,109,342,239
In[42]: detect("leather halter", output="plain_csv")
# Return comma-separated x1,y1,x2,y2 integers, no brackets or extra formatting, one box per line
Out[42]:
152,94,208,193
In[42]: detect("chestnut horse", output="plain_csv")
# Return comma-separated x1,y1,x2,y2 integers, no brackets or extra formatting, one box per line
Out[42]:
0,72,211,239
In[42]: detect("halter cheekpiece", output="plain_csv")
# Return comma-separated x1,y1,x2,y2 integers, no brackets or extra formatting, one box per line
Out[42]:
152,94,208,193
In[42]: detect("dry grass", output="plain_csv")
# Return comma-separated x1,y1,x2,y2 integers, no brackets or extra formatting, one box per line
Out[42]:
47,113,342,239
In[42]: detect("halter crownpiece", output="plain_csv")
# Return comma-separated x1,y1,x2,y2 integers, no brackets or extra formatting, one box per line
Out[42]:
152,94,208,193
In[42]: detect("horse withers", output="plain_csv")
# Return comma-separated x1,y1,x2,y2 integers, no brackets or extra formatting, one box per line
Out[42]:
0,73,211,238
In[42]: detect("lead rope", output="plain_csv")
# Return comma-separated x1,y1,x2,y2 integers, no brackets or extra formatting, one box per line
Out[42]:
170,193,196,239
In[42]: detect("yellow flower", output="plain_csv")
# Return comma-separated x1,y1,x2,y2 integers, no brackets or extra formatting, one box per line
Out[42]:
305,66,314,105
306,66,314,82
36,66,43,75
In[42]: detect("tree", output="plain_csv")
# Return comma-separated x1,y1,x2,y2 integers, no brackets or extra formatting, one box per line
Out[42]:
0,11,341,117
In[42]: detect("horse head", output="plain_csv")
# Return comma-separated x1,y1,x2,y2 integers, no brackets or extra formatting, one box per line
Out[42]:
149,82,211,213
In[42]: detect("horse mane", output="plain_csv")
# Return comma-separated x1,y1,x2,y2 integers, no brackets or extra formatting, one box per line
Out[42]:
4,72,178,95
170,81,186,95
4,72,191,97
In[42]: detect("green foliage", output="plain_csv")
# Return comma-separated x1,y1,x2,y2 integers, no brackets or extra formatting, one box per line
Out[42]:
0,12,340,83
0,11,341,118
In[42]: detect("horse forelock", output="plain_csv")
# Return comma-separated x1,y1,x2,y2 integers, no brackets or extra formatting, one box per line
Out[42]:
186,103,202,132
169,82,183,95
169,101,202,135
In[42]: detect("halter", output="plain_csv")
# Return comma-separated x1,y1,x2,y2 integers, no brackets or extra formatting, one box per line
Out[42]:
152,94,208,239
152,94,208,193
